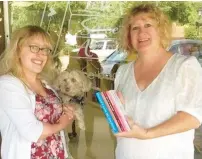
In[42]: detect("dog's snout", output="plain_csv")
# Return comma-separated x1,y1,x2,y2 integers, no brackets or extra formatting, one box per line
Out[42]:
65,87,70,92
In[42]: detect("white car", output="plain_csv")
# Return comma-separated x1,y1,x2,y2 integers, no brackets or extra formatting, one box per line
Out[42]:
90,39,117,62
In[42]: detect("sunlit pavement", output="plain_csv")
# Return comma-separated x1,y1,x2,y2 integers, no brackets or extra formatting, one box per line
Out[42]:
67,102,202,159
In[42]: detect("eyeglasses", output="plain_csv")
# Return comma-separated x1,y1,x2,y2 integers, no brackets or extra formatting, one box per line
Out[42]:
28,45,52,56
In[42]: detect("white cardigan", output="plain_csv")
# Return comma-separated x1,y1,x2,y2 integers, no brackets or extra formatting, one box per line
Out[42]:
0,75,68,159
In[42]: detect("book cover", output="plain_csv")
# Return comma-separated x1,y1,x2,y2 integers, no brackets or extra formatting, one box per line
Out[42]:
108,90,130,131
95,92,119,133
103,92,125,132
101,92,122,132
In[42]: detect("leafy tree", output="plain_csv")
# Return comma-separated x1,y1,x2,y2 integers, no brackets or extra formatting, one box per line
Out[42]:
184,25,200,39
159,1,199,25
9,1,202,50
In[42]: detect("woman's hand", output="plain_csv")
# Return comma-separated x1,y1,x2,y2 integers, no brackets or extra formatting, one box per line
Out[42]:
115,116,150,140
39,105,75,140
116,92,150,139
62,105,75,118
58,105,75,128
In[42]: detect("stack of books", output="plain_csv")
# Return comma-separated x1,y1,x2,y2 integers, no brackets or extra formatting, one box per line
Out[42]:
95,90,130,133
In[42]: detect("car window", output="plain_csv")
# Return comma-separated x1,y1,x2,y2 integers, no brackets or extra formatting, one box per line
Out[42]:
169,45,179,54
90,41,104,50
189,44,202,57
94,41,104,50
179,43,202,59
179,43,194,56
169,40,202,66
106,41,116,49
105,50,127,62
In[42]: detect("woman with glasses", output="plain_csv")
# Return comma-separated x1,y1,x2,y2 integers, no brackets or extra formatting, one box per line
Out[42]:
114,4,202,159
0,25,75,159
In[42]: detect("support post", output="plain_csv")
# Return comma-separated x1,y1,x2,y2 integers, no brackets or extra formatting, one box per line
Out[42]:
0,1,5,55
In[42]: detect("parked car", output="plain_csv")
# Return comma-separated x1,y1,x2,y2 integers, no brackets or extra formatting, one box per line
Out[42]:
100,39,202,77
90,39,117,62
100,49,127,76
71,39,117,62
168,39,202,59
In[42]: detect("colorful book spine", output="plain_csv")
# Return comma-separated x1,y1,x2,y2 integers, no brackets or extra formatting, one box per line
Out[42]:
103,92,125,132
109,90,130,131
95,92,119,133
101,93,122,132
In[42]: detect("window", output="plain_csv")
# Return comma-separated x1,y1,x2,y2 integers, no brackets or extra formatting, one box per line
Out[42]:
105,50,127,62
106,41,116,49
179,43,202,58
179,43,194,56
169,45,179,54
93,41,104,50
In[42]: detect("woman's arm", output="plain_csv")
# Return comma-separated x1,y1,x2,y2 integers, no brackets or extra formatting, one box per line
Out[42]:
0,80,74,142
147,111,200,138
116,57,202,139
115,111,200,139
38,106,75,140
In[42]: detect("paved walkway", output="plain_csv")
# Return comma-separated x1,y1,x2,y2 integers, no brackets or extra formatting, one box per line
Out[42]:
67,102,202,159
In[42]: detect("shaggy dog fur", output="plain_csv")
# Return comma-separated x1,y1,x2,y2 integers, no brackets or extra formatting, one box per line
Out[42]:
53,69,92,130
53,69,92,159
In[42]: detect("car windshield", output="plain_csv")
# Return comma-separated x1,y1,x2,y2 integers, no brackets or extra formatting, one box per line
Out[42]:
90,40,116,50
168,40,202,66
90,41,104,50
169,41,202,57
105,50,127,62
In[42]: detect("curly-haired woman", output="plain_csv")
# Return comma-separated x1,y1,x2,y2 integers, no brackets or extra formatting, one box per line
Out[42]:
114,4,202,159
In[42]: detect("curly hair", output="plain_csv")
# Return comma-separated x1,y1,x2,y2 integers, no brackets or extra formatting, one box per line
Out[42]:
119,3,172,53
0,25,57,83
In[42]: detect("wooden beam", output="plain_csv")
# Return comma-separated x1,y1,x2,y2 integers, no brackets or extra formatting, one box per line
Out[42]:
0,3,3,157
0,1,5,55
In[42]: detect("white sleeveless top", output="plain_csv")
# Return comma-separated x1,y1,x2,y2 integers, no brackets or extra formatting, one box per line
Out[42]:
114,53,202,159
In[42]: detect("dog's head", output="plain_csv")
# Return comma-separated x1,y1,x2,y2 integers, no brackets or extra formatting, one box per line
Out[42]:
53,69,92,97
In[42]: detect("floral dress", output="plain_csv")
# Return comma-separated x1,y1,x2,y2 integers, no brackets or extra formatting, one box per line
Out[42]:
31,87,65,159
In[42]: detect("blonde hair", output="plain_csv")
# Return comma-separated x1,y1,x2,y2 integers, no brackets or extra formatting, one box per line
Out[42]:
119,3,172,53
0,25,57,83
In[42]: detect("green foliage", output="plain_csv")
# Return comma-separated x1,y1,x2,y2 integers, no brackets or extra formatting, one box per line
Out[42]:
10,1,68,32
9,1,202,54
159,2,199,25
10,1,202,33
10,2,44,31
184,25,200,39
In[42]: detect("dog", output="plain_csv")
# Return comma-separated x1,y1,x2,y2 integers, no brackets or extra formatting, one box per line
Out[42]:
53,69,92,130
53,69,92,159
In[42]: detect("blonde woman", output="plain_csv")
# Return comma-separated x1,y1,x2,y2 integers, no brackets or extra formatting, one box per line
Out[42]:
114,4,202,159
0,25,75,159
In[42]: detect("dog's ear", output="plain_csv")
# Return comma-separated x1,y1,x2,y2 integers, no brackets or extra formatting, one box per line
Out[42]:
52,75,60,91
71,69,92,92
80,71,92,92
82,77,92,92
